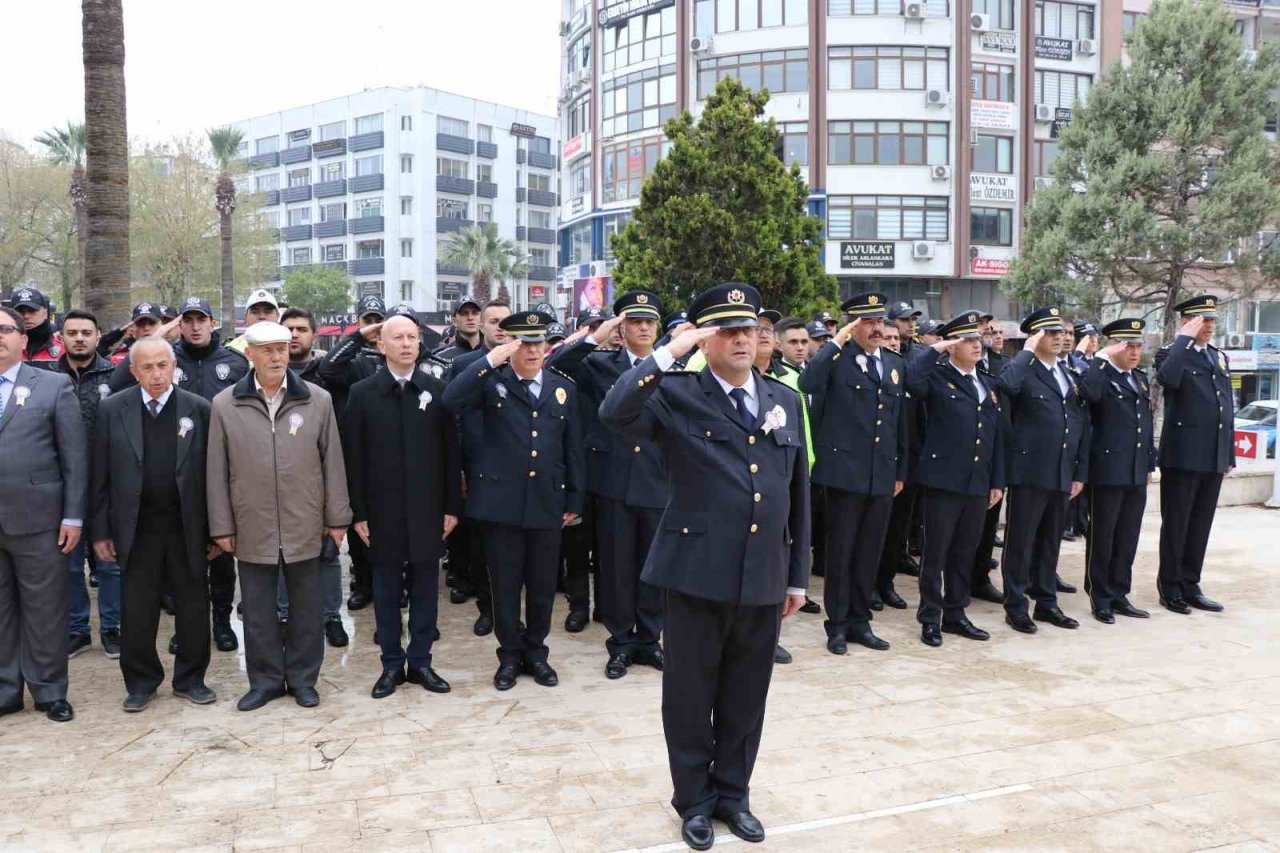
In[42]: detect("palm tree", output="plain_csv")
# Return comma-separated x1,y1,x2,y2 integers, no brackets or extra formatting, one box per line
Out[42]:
81,0,131,325
35,122,87,301
492,245,529,304
208,126,245,336
442,222,522,304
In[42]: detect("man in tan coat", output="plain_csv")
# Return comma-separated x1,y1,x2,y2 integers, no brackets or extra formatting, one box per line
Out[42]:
207,322,351,711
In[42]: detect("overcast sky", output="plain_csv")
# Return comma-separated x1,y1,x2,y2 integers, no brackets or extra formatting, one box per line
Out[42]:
0,0,561,149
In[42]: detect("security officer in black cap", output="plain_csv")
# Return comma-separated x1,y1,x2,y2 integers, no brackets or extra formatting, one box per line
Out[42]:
905,311,1006,647
1153,294,1232,614
805,320,832,362
887,301,922,356
657,310,688,349
801,293,906,654
813,310,837,337
547,291,668,679
917,318,942,346
443,310,584,691
601,283,809,850
1062,320,1100,543
1079,319,1155,623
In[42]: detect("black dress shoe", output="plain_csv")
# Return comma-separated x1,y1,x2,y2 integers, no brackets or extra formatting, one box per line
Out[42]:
942,618,990,641
898,560,920,578
800,597,821,614
372,668,406,699
1160,597,1192,614
1061,529,1078,542
35,699,74,722
346,591,372,611
564,610,589,633
1033,606,1079,629
494,662,519,691
291,686,320,707
1005,612,1037,634
237,687,287,711
633,648,665,671
474,614,494,636
213,619,238,652
881,588,908,609
605,653,631,679
168,635,179,655
921,623,943,647
1056,575,1077,594
681,814,714,851
122,693,152,713
826,634,848,655
161,594,176,616
521,660,559,687
407,667,451,693
869,590,884,612
449,588,469,604
174,684,217,705
849,628,890,651
972,580,1004,605
773,645,792,664
1113,600,1150,619
1092,608,1115,624
324,618,349,648
1186,593,1224,612
716,809,766,843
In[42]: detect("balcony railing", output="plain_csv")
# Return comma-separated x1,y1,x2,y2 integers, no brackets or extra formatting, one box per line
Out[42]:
349,131,384,152
527,189,558,207
436,217,474,233
314,219,347,238
476,181,498,198
314,179,347,199
477,141,498,159
437,133,475,155
280,145,312,165
280,185,312,203
248,151,279,169
349,216,385,234
436,260,471,276
312,138,346,158
527,227,556,245
349,173,384,193
256,189,280,207
528,265,556,281
436,175,475,195
280,224,312,242
349,257,385,276
529,151,557,170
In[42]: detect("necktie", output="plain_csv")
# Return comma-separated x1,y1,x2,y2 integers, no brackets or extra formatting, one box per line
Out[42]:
970,374,984,402
521,378,538,406
148,398,161,418
728,387,754,432
0,377,7,419
866,353,881,382
1057,364,1070,396
1123,371,1139,394
1203,348,1216,372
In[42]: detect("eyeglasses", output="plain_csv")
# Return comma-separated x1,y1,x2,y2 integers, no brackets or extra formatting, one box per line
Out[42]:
0,324,21,335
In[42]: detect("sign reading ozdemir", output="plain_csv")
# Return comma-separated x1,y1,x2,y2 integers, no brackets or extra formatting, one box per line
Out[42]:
598,0,675,28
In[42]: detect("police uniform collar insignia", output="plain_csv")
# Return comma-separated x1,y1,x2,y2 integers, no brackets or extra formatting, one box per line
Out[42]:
178,416,194,438
288,412,304,436
418,390,432,411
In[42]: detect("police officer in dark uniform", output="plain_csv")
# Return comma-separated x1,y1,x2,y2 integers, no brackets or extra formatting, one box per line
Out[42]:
1079,318,1155,623
801,293,907,654
547,291,668,679
804,321,831,584
996,307,1090,634
1062,321,1099,543
1153,295,1233,614
971,313,1009,603
600,283,809,850
443,310,584,691
905,311,1006,648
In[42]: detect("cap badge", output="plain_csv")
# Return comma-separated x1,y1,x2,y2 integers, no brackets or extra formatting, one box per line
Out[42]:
216,363,231,381
555,387,567,405
418,390,432,411
1131,320,1141,329
17,289,31,300
1206,297,1215,307
139,303,152,313
288,412,303,436
636,294,648,304
1049,308,1060,316
526,314,538,324
868,295,880,306
968,314,977,323
728,289,745,304
178,416,194,438
186,297,200,306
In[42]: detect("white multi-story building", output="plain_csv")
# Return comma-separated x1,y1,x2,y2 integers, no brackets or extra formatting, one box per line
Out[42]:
231,87,559,316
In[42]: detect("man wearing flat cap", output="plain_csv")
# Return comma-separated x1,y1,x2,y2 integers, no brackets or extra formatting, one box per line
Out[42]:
601,283,810,850
1152,295,1233,614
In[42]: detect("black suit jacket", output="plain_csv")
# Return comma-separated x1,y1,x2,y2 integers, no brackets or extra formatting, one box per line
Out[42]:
1154,336,1235,473
996,350,1090,491
1079,358,1157,487
90,387,211,576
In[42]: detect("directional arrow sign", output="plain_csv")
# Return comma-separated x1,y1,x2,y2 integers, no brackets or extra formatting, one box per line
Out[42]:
1235,430,1258,459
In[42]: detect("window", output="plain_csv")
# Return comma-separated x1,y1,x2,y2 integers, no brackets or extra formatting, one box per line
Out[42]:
437,198,468,219
1032,140,1060,176
356,239,384,259
828,0,948,15
1034,70,1092,108
973,134,1013,173
287,128,311,144
255,173,279,192
973,0,1014,29
255,136,279,155
287,206,311,227
971,63,1015,101
828,195,950,241
259,210,280,229
437,157,468,179
319,121,345,141
354,114,383,135
401,116,413,132
476,203,494,223
602,211,633,259
477,124,493,143
319,161,345,181
234,176,251,194
530,210,552,230
400,238,413,258
569,156,592,195
400,281,414,302
400,155,413,173
711,0,808,32
568,221,592,265
290,247,311,265
439,116,470,138
971,207,1013,246
355,155,383,176
400,196,413,215
530,136,552,155
235,138,249,157
566,96,592,138
1035,1,1094,40
1254,301,1280,332
828,46,948,92
355,197,383,218
602,137,670,203
476,163,493,183
1121,11,1142,34
288,168,310,188
527,173,552,193
320,202,347,222
323,244,345,262
601,63,677,136
697,49,809,99
776,122,808,167
530,248,552,267
566,31,592,75
828,121,949,166
600,5,676,72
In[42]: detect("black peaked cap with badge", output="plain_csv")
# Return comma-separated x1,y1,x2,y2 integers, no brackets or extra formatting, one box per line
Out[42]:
1101,318,1146,342
614,290,663,320
939,310,986,339
357,295,386,319
1174,294,1219,318
499,310,558,343
887,301,922,321
688,282,761,328
842,292,888,319
1019,306,1068,335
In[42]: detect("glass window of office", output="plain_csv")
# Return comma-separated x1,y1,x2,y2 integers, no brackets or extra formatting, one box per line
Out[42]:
528,173,552,193
829,46,948,92
287,206,311,227
400,281,413,302
400,239,413,258
602,211,633,259
320,202,346,222
255,136,279,155
602,137,670,203
827,195,949,241
291,247,311,265
323,244,345,262
775,122,808,167
354,114,383,135
319,161,344,181
355,197,383,217
601,63,677,136
569,157,592,196
400,155,413,174
970,206,1013,245
973,0,1014,29
355,155,382,176
600,5,676,72
437,157,468,179
697,49,808,99
568,221,592,265
1034,70,1092,108
1032,140,1060,176
531,136,552,154
1121,11,1142,34
437,198,468,219
255,173,279,192
709,0,808,32
439,116,470,138
530,210,553,230
972,63,1015,101
476,203,494,223
476,163,493,183
356,239,384,259
566,31,592,75
973,134,1013,173
566,96,592,138
288,168,310,188
319,121,345,141
530,248,552,267
828,121,949,166
828,0,948,15
1035,1,1094,40
477,124,493,142
400,116,413,132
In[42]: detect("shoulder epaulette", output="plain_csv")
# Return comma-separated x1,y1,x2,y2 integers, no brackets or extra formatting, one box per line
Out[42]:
545,366,575,384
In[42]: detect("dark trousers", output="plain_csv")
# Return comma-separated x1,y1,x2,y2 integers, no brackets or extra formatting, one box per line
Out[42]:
239,558,322,691
917,489,986,625
597,498,663,656
121,527,210,695
373,558,438,671
1001,486,1068,616
1158,468,1223,599
485,523,560,666
562,512,593,616
1085,485,1146,610
445,519,471,587
662,588,780,819
0,527,69,706
876,482,918,594
1066,490,1090,535
809,484,826,577
208,552,236,618
348,530,371,597
467,521,492,616
971,497,1003,587
823,489,892,638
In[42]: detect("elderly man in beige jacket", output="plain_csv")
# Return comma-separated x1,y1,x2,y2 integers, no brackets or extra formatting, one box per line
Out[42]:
207,322,351,712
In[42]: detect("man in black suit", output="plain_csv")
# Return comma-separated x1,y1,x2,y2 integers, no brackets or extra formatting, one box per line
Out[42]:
1079,319,1155,623
91,337,217,711
971,315,1009,603
1153,295,1234,614
344,316,462,699
601,283,810,851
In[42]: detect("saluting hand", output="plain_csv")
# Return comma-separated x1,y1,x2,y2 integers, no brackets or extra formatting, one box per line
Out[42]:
591,315,625,346
1180,316,1204,339
1023,330,1044,353
665,325,718,359
359,322,383,343
931,338,962,353
1101,342,1128,361
834,319,859,347
487,339,523,367
159,317,182,342
565,324,593,345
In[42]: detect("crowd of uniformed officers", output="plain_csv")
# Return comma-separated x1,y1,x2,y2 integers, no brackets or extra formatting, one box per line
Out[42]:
0,279,1236,849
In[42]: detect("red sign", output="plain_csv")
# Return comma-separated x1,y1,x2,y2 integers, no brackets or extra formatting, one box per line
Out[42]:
530,285,547,300
1234,429,1263,459
971,257,1011,277
562,134,584,161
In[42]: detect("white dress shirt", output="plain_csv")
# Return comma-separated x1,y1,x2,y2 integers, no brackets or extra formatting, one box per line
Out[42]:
141,384,175,414
1037,356,1069,395
255,376,287,422
951,363,988,403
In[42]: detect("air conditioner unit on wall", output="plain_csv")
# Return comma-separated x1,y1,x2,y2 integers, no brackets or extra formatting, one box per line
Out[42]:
689,35,713,54
931,164,951,180
1077,38,1097,56
925,88,950,107
1225,332,1248,348
589,260,610,277
970,13,991,31
1035,103,1055,123
1034,176,1054,190
904,2,925,19
913,241,936,259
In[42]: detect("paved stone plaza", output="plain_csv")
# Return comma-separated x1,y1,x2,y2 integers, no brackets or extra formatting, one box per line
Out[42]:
1,505,1278,852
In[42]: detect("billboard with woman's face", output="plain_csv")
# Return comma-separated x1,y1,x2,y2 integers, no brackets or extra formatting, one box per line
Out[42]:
574,276,612,316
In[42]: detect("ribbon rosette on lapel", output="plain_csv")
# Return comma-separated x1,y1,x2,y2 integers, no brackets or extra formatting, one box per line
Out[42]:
178,417,193,438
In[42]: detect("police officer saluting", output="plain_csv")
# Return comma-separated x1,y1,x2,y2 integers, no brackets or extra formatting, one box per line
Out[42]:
442,310,584,691
600,283,809,850
1153,295,1233,614
1079,319,1155,623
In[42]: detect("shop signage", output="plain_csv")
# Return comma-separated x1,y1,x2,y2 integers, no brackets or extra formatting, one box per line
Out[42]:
970,173,1017,204
598,0,675,28
971,257,1011,276
840,241,896,270
980,32,1016,54
1035,36,1073,61
971,99,1017,131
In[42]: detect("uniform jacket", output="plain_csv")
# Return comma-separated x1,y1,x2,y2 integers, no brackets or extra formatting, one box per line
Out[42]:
442,356,585,529
21,324,63,368
764,362,815,471
90,387,211,576
600,358,811,607
0,363,87,534
800,341,907,496
55,353,116,436
545,341,667,508
342,369,462,565
206,370,352,564
1154,336,1235,473
905,347,1006,498
996,350,1090,491
1079,357,1157,487
109,333,248,402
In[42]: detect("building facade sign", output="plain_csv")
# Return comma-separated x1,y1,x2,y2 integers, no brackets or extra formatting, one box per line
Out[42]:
970,173,1017,204
971,99,1017,131
840,241,896,270
980,31,1017,54
598,0,675,28
1035,36,1073,61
